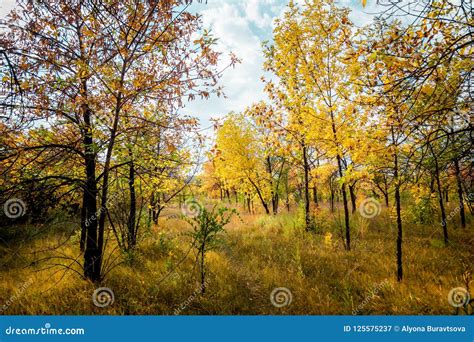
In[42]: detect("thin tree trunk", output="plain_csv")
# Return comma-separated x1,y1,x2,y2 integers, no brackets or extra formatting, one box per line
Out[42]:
454,158,466,228
96,81,125,277
329,106,350,249
337,156,351,250
349,183,356,213
249,178,270,214
302,145,311,230
127,150,136,249
200,245,206,294
312,186,318,207
285,173,290,212
80,193,87,252
330,181,335,212
430,144,448,244
394,149,403,282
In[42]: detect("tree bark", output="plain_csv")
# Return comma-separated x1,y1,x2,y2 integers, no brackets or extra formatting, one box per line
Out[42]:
349,183,357,213
248,177,270,214
82,103,101,282
394,148,403,282
80,193,87,252
454,158,466,228
312,186,318,207
337,156,351,250
302,145,311,230
430,144,448,244
127,149,137,249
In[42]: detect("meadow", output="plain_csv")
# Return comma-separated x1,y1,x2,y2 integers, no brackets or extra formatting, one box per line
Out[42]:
0,0,472,319
1,200,471,315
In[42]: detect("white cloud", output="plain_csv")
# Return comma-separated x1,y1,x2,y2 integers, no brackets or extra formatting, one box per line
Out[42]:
0,0,380,131
0,0,15,19
180,0,380,131
181,0,287,129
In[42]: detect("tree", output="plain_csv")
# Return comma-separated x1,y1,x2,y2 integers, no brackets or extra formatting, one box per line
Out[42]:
0,0,233,281
264,0,360,246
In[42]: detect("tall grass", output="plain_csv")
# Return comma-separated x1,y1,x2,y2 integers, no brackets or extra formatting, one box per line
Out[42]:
0,204,472,315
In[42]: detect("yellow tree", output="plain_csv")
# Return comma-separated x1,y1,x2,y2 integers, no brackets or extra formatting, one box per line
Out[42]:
265,0,360,248
214,113,272,214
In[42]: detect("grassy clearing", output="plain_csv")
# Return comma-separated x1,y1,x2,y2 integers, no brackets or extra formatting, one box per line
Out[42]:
0,203,472,315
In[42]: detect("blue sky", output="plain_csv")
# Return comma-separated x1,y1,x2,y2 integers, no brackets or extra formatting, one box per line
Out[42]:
182,0,380,131
0,0,381,131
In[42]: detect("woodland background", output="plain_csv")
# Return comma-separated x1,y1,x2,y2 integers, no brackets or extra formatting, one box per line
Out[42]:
0,0,472,314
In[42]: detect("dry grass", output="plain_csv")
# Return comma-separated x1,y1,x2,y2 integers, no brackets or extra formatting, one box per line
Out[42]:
0,203,472,315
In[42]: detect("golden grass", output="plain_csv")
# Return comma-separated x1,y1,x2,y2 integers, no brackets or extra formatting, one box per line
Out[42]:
0,204,472,315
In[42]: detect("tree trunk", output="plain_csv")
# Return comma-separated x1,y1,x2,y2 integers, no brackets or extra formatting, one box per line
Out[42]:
249,178,270,214
454,158,466,228
82,103,101,282
302,145,311,230
349,183,357,213
330,182,335,212
127,150,137,249
312,186,318,207
96,91,124,279
272,194,279,215
337,156,351,250
430,145,448,244
200,245,206,294
285,173,290,212
394,149,403,282
80,193,87,252
329,106,350,248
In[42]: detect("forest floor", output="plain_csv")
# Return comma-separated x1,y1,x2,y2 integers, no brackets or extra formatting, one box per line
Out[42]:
0,202,472,315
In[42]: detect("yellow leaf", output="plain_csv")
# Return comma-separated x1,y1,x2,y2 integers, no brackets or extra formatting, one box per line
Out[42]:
362,0,367,7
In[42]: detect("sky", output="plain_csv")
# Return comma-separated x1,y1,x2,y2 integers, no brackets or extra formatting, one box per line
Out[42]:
182,0,380,130
0,0,382,130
